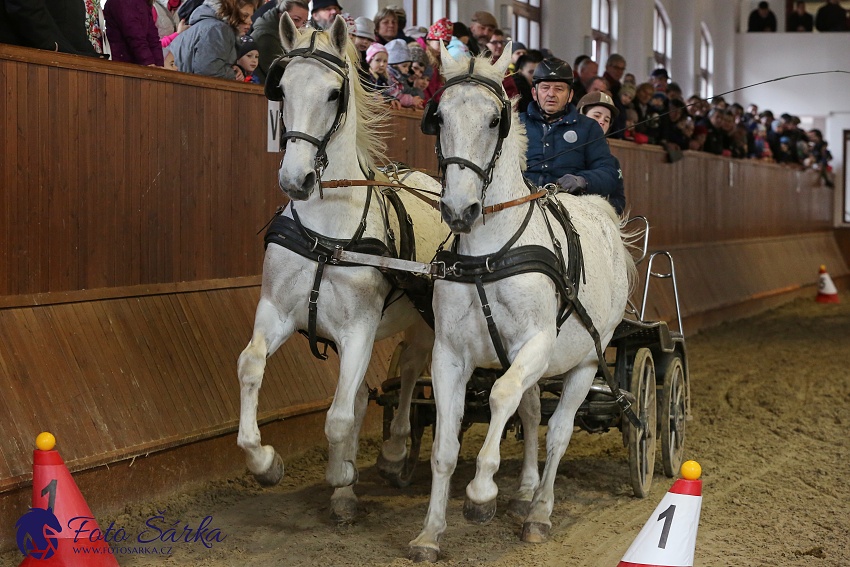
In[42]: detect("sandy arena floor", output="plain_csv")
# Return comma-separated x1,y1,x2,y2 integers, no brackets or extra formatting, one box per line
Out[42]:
3,298,849,566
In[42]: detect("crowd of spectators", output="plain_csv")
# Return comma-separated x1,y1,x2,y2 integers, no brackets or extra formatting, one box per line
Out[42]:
749,0,849,32
0,0,837,185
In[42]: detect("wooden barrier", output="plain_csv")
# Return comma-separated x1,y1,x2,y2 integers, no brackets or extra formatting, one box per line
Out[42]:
0,44,847,551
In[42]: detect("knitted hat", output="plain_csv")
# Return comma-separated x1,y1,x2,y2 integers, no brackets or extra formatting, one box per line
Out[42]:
385,39,411,64
512,41,527,53
351,16,375,40
408,43,427,66
366,43,387,63
404,25,428,39
237,36,259,59
427,18,453,41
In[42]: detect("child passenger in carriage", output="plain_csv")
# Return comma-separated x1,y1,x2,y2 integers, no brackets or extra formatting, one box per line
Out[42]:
577,91,626,215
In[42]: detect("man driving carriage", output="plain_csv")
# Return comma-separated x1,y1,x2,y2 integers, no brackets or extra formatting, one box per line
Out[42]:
520,58,626,214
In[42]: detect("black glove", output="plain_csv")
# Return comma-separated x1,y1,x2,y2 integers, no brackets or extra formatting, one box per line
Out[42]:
557,174,587,194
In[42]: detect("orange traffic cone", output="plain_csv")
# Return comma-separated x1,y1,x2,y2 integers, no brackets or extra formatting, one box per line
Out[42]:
617,460,703,567
816,265,840,304
16,433,119,567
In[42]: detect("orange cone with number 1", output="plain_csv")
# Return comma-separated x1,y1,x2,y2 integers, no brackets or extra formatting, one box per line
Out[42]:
617,460,702,567
17,433,118,567
816,265,840,304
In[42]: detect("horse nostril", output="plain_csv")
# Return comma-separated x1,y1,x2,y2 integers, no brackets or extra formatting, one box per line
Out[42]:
439,201,452,224
462,202,481,224
301,171,316,193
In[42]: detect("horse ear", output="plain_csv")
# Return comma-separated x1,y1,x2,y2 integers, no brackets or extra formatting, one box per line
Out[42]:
279,12,299,53
439,40,456,68
493,41,512,75
328,15,348,55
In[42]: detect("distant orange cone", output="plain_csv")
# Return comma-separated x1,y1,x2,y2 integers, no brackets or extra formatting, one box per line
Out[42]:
816,265,840,304
617,460,703,567
16,433,119,567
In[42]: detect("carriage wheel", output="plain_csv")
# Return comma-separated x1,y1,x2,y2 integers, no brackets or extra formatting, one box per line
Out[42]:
380,387,428,488
627,348,657,498
660,356,687,478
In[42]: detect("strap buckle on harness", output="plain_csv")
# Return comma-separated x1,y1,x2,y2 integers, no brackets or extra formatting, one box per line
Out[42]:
430,261,447,279
330,245,343,264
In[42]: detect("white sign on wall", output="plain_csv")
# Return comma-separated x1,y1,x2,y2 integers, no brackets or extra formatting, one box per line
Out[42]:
267,100,282,153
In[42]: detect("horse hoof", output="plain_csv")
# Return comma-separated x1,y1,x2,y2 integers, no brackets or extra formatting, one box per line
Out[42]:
376,453,412,488
463,497,497,524
506,499,532,522
408,545,439,563
521,521,550,543
330,497,361,524
253,452,284,487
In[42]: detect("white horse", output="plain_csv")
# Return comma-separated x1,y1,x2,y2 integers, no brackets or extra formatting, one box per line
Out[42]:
408,47,637,561
236,15,444,522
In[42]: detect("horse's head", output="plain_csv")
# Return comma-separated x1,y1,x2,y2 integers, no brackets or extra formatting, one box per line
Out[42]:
267,14,351,201
430,45,513,233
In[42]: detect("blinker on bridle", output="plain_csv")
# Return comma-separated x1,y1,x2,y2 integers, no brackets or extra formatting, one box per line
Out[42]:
266,30,350,199
422,57,512,206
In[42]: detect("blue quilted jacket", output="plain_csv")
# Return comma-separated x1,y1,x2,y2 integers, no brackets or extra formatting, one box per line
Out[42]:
521,102,625,214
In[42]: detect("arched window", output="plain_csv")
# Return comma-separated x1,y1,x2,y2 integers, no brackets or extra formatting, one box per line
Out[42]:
512,0,541,49
653,1,670,69
591,0,612,63
699,24,713,99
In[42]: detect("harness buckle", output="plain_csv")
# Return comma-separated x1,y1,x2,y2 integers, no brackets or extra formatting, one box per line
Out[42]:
553,237,562,250
430,261,446,279
310,236,320,252
309,290,320,305
330,245,343,264
485,256,496,273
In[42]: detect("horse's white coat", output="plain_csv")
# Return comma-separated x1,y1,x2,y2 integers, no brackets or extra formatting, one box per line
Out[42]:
235,16,443,520
409,45,636,559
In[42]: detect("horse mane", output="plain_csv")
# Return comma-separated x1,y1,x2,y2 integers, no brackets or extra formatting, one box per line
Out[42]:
440,53,528,172
290,28,389,173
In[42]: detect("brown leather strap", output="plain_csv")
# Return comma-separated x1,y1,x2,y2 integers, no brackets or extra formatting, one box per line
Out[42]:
319,182,548,216
483,189,548,214
320,179,442,210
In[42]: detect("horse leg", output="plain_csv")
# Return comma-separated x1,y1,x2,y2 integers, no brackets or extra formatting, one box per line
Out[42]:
378,321,434,483
325,328,378,523
522,359,597,543
237,298,295,486
408,347,470,563
507,384,541,522
464,331,552,525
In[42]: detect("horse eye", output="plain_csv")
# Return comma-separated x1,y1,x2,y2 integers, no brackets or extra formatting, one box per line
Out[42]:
328,89,341,101
489,116,500,128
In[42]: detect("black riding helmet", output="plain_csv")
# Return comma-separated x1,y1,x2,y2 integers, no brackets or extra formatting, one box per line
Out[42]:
532,58,574,86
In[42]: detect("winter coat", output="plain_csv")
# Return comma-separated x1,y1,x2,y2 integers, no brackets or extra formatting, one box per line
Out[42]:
170,0,237,79
104,0,164,65
521,101,622,206
250,5,282,84
0,0,101,56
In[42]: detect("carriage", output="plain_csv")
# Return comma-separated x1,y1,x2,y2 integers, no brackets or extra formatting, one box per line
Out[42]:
373,218,689,498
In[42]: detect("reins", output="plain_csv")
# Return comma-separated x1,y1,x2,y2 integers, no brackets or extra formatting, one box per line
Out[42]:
319,180,548,215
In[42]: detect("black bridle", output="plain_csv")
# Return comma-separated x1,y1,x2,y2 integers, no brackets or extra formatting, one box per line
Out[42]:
427,58,512,202
271,31,350,199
